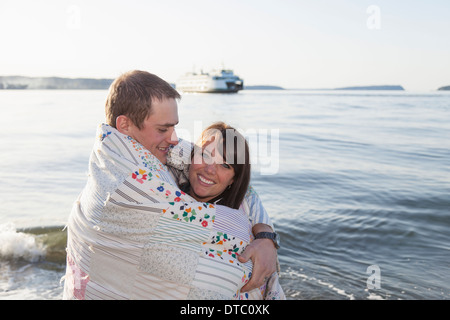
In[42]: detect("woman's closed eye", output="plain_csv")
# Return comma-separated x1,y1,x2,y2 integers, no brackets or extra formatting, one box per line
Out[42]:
221,163,232,169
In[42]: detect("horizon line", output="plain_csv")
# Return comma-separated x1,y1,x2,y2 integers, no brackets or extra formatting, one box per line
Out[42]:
0,75,448,92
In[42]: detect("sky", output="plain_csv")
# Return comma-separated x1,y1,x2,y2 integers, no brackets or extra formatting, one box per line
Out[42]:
1,0,449,91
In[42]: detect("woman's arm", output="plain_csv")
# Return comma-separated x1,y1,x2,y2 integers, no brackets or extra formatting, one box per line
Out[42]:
242,186,274,230
238,189,279,292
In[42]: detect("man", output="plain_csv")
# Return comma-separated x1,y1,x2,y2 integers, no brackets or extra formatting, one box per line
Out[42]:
63,70,279,299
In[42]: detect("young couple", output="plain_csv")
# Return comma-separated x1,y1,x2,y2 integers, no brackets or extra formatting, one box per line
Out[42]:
63,70,284,300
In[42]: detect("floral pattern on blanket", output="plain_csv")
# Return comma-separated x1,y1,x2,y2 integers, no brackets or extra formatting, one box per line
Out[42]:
204,232,245,259
163,201,216,227
127,136,166,172
137,173,217,228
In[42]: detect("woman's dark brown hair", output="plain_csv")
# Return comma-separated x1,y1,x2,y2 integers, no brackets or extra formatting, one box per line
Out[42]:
193,122,251,209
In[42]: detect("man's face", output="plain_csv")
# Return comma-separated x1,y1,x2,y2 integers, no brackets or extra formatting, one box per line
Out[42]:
125,98,179,164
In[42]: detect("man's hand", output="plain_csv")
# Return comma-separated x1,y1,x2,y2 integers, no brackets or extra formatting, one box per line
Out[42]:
238,224,277,292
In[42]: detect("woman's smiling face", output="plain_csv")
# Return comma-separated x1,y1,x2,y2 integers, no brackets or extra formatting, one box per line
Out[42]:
188,138,235,203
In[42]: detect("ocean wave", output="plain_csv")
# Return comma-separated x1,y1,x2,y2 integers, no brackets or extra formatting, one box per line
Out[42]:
0,223,46,263
0,223,67,264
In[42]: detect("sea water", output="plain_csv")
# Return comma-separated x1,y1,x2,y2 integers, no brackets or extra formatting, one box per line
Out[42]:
0,89,449,300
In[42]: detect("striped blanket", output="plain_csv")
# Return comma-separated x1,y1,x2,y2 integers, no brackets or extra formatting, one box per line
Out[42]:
62,123,284,300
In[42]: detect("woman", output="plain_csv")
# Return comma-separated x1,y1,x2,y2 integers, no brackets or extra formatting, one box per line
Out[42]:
168,122,285,300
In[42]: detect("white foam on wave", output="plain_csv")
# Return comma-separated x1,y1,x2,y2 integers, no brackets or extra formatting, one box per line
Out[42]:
0,223,46,262
316,278,355,300
284,267,355,300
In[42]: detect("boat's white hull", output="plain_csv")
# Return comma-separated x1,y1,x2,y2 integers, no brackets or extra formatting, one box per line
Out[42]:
175,70,243,93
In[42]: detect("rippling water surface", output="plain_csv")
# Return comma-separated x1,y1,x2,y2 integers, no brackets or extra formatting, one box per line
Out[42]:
0,89,449,299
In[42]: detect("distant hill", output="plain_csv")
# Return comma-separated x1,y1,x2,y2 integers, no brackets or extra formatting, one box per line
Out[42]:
244,85,284,90
438,86,450,91
0,76,113,89
335,85,405,91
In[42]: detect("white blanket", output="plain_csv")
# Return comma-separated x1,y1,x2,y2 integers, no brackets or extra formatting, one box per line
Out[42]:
62,123,284,300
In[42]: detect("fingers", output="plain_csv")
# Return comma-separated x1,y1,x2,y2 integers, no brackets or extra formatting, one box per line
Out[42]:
241,263,263,292
238,245,254,263
238,239,277,292
240,277,259,292
240,269,273,292
239,256,275,292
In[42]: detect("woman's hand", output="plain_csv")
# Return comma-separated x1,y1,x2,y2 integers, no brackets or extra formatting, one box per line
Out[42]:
238,223,277,292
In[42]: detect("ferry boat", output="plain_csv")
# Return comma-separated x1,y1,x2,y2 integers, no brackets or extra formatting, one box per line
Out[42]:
175,69,244,93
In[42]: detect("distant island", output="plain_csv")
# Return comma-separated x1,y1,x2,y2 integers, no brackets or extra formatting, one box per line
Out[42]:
0,76,113,90
334,85,405,91
438,86,450,91
244,85,284,90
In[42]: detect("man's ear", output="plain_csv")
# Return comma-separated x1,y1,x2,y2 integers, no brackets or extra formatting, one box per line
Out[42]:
116,115,131,134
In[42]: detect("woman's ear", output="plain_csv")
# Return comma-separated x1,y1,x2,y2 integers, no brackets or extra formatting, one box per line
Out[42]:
116,115,131,134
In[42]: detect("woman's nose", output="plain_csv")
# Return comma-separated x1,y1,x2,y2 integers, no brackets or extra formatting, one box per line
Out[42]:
204,163,216,175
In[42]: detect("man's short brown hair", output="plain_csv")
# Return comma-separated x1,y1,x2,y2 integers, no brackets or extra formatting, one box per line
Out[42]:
105,70,181,129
